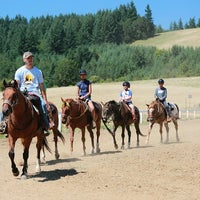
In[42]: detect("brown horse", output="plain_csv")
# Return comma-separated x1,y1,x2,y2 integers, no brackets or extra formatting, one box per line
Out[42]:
2,80,51,179
41,102,65,161
61,98,102,155
146,100,180,144
102,100,145,149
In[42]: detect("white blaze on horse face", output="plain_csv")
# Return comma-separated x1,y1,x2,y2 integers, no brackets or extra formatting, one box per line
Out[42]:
149,108,154,117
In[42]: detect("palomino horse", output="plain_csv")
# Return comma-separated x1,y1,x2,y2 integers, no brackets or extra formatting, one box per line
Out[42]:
146,100,180,144
61,98,102,155
2,80,51,179
102,100,145,149
41,102,65,161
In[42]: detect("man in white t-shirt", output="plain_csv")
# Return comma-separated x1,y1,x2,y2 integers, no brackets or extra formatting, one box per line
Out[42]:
0,51,53,135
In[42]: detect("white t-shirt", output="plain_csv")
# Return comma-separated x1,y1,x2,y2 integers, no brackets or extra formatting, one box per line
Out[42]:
15,65,43,96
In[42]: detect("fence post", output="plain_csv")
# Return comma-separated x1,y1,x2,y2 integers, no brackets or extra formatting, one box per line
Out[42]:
58,113,62,132
186,110,189,119
140,112,143,124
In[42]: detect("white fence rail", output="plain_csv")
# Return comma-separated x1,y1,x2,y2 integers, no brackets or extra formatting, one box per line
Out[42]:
1,109,200,131
139,109,200,124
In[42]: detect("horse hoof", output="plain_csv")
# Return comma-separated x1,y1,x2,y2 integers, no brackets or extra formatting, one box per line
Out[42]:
13,169,19,177
96,148,101,154
114,144,118,149
55,154,60,160
91,149,95,154
21,174,27,180
121,146,125,150
35,166,41,173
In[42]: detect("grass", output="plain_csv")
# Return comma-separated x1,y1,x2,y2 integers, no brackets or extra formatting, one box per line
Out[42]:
132,28,200,49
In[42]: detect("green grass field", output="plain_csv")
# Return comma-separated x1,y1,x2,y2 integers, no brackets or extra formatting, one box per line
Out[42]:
132,28,200,49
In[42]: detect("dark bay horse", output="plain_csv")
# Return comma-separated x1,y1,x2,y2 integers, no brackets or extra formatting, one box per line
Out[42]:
102,100,145,149
41,102,65,161
2,80,51,179
61,98,102,155
146,100,180,144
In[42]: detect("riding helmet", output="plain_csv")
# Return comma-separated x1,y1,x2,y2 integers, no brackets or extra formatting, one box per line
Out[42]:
158,79,164,84
122,81,130,88
79,69,87,75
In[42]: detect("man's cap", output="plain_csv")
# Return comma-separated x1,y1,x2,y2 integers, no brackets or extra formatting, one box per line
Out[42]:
23,51,34,59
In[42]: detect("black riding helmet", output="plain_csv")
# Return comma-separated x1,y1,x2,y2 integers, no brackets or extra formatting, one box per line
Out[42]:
158,79,164,84
79,69,87,75
122,81,130,88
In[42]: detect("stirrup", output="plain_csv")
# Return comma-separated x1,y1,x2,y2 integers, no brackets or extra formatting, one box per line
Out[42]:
0,121,7,134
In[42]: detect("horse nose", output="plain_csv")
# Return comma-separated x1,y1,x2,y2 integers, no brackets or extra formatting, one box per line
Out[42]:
102,117,107,123
3,108,12,116
147,117,153,122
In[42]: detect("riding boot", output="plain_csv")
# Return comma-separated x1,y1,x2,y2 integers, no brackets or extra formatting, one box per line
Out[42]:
166,107,172,122
91,110,96,129
0,120,7,135
30,97,50,136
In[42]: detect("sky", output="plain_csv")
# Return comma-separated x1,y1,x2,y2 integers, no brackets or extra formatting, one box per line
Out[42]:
0,0,199,29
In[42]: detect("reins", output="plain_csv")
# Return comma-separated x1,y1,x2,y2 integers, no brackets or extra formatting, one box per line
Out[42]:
63,100,89,120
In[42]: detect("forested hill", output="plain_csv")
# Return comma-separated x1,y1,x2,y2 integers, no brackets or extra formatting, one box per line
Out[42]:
0,1,200,89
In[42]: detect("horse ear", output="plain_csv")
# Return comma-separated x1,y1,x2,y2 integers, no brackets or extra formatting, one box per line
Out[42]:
3,80,7,88
12,80,18,89
61,97,65,103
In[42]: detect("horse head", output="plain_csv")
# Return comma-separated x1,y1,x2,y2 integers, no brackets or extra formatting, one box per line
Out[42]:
2,80,19,116
102,100,118,123
146,100,163,122
61,98,73,124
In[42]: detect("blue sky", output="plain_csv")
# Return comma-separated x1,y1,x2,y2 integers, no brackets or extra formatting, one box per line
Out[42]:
0,0,199,29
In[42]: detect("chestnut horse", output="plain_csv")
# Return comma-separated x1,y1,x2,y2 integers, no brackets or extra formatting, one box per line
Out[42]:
61,98,102,155
2,80,51,179
102,100,145,149
41,102,65,161
146,100,180,144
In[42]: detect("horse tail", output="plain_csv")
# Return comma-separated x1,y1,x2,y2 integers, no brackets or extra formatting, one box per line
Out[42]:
55,129,65,144
134,120,146,137
42,136,52,154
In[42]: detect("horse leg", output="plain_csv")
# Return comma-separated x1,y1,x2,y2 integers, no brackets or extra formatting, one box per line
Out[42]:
126,125,131,149
146,122,154,144
87,126,95,154
112,126,118,149
36,136,42,173
160,123,164,143
81,128,86,156
95,122,101,153
173,119,180,142
8,136,19,176
121,126,125,150
53,129,60,159
21,148,29,179
40,145,46,164
69,127,74,154
164,122,169,143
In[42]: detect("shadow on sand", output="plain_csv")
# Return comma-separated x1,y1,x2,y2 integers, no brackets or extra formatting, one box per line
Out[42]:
29,168,84,182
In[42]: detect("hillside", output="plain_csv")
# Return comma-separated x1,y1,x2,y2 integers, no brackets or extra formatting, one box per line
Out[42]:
132,28,200,49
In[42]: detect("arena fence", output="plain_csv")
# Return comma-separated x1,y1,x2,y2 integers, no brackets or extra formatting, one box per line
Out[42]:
1,108,199,132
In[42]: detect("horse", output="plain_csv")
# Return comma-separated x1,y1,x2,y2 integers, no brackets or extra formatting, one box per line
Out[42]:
146,99,180,144
61,98,102,155
1,80,51,179
41,102,65,161
102,100,145,149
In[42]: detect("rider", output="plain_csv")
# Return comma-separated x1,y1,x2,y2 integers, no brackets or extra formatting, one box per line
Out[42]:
119,81,136,121
77,69,96,128
154,78,171,122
